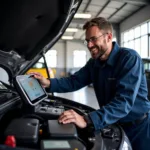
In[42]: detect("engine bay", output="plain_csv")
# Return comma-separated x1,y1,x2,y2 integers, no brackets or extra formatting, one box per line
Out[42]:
0,76,129,150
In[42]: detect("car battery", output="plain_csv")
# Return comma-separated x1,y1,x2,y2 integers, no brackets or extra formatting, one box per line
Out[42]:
47,120,77,139
4,118,39,146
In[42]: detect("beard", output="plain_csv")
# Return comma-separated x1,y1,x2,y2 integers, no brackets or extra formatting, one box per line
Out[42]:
90,45,108,59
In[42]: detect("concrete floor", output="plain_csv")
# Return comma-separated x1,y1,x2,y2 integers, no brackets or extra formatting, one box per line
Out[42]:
54,86,100,109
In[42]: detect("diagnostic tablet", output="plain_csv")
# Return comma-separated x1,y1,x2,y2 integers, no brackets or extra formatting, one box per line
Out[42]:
14,75,47,106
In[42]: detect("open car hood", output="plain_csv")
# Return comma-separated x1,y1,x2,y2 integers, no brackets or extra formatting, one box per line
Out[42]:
0,0,82,79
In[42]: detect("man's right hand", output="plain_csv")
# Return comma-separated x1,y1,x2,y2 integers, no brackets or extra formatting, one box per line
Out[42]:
28,72,50,88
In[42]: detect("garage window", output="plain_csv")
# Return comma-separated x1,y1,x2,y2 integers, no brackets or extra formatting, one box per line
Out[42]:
73,50,86,67
39,50,57,67
121,21,149,58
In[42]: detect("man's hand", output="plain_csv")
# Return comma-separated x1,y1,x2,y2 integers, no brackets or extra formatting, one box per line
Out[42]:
28,72,50,88
58,109,87,128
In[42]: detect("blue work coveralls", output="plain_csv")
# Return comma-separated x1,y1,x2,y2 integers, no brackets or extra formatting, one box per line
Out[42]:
49,42,150,150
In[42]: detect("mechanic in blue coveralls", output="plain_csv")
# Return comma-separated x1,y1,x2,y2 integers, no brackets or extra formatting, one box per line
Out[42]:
32,17,150,150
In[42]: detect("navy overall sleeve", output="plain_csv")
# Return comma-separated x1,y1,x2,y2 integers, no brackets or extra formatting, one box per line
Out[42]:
49,59,93,93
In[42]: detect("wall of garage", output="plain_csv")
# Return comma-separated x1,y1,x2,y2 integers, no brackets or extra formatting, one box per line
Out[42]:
51,41,65,77
120,5,150,33
66,40,91,69
52,41,66,68
51,40,90,77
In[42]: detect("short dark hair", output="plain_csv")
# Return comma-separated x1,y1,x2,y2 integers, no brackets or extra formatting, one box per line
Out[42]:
83,17,113,34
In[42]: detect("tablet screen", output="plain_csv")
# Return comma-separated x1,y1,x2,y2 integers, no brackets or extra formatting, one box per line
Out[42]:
15,75,47,105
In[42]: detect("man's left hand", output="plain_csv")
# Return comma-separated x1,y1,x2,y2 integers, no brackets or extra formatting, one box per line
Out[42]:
58,109,87,128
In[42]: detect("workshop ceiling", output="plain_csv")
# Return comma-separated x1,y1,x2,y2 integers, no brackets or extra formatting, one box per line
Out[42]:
62,0,149,42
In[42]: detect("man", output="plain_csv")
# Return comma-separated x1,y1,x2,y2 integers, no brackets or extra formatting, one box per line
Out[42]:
32,17,150,150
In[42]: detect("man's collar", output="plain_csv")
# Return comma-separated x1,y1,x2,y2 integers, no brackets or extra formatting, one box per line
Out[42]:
94,42,120,68
106,42,120,66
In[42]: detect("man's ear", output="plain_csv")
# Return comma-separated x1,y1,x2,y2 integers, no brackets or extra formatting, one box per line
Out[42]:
107,33,113,42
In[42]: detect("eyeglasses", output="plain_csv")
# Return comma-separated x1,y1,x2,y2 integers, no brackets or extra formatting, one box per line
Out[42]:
84,33,107,45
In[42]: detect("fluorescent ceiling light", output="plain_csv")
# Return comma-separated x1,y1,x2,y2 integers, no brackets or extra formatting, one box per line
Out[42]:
61,36,74,40
74,13,91,19
66,28,78,32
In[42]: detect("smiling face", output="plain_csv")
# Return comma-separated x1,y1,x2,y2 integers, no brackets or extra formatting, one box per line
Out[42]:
85,26,112,60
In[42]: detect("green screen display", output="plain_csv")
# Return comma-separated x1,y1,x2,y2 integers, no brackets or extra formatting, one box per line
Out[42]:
43,140,71,149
